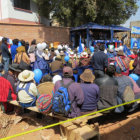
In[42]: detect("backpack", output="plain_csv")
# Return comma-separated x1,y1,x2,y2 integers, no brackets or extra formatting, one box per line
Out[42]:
16,82,36,106
123,86,135,103
52,80,73,116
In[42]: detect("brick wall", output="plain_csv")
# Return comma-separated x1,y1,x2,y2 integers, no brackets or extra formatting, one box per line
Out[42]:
0,23,70,43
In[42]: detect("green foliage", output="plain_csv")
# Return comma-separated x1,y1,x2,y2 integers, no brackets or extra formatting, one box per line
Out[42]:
33,0,139,26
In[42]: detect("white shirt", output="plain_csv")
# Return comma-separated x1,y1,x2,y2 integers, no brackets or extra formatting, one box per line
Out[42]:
18,82,38,103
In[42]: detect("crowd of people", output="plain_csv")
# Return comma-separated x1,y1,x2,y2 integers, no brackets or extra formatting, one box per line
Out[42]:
0,36,140,118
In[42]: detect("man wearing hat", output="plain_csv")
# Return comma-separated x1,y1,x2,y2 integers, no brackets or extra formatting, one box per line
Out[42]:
0,64,20,112
54,66,84,118
2,64,22,93
80,69,99,115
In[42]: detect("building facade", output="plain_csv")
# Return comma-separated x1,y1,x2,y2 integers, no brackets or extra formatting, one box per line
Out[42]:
0,0,50,25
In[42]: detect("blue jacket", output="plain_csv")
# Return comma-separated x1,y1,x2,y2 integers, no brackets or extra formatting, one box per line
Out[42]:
80,83,99,112
11,44,18,61
1,43,11,58
33,55,50,74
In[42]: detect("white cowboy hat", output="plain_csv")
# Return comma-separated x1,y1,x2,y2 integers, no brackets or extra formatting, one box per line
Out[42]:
42,42,47,50
53,75,62,84
37,43,43,50
18,70,34,82
81,52,88,58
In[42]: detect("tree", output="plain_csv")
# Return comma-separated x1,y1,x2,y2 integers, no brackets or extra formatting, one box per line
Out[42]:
33,0,139,27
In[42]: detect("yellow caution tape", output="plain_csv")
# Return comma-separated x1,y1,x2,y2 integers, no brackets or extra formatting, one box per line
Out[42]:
1,98,140,140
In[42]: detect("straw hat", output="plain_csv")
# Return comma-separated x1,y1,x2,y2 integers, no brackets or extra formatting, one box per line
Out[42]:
80,69,95,83
117,50,124,56
18,70,34,82
55,55,61,60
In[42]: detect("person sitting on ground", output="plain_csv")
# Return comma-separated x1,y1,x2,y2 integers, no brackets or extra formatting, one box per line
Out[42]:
95,65,118,110
50,55,63,76
114,66,134,113
91,44,108,78
11,39,19,62
80,69,99,115
54,66,84,118
37,74,54,96
17,70,39,108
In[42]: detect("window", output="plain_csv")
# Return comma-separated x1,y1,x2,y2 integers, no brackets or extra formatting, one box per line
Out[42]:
14,0,31,11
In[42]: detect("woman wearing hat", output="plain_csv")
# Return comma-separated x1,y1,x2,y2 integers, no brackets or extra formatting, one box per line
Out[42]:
17,70,39,108
115,50,130,76
80,69,99,115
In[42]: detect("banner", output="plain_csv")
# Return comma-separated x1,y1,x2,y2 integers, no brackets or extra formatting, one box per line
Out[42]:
131,26,140,35
131,38,140,49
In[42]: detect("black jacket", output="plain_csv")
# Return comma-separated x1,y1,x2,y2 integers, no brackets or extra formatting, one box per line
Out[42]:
95,75,118,110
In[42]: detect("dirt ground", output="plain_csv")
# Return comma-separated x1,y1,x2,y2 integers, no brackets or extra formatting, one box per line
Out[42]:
1,110,140,140
0,111,61,140
99,112,140,140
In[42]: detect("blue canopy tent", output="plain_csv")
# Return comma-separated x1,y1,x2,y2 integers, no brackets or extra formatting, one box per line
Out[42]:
70,22,131,48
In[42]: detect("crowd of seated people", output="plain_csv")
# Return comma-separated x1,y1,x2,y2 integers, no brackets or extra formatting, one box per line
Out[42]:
0,37,140,118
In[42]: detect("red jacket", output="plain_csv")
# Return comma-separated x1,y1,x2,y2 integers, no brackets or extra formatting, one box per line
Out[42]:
0,77,17,102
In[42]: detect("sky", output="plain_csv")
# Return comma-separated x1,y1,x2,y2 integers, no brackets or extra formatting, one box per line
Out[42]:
123,1,140,27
